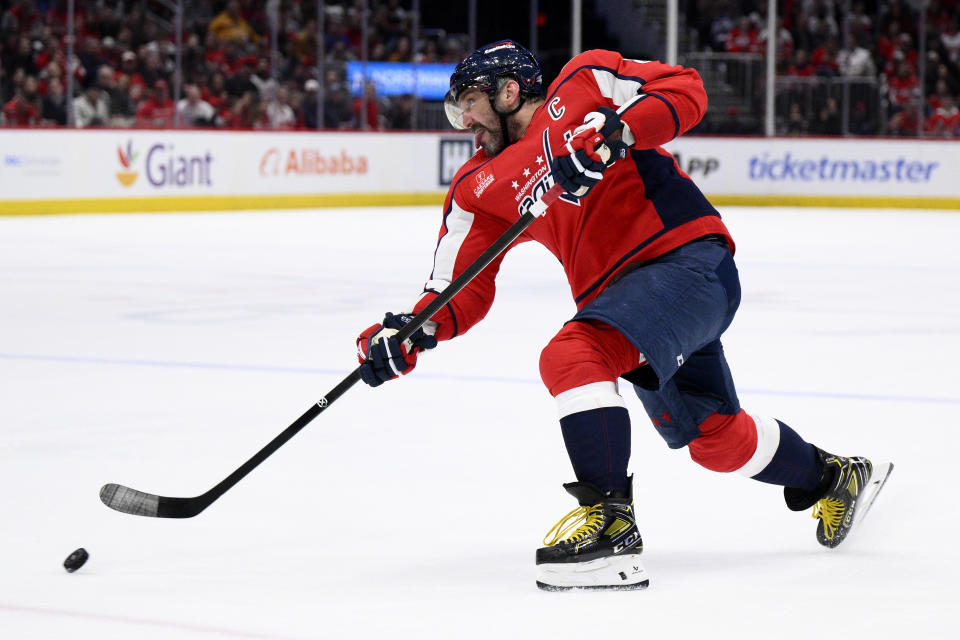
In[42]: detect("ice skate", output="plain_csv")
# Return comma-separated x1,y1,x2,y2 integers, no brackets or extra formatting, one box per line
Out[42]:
786,451,894,548
536,479,648,591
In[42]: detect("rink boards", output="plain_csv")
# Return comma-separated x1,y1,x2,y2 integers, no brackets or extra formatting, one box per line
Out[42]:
0,129,957,214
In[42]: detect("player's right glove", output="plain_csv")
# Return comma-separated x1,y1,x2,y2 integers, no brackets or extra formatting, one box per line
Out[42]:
550,106,629,198
356,312,437,387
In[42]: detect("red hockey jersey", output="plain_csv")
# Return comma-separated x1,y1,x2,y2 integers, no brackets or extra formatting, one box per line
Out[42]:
413,49,734,341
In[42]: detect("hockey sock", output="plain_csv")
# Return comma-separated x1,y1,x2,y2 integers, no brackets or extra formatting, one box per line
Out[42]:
560,406,631,494
749,419,822,490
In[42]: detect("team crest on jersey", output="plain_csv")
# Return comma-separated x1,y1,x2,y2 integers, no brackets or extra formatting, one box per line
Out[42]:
516,129,581,217
473,169,495,197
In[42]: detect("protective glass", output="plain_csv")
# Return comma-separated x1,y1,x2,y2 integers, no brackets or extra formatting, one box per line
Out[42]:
444,88,488,130
443,90,466,129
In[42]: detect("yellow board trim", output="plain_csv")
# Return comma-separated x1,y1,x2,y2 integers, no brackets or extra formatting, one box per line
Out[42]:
0,192,447,216
1,192,959,216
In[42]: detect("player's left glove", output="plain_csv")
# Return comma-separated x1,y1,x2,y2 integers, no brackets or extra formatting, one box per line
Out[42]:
356,312,438,387
550,106,629,198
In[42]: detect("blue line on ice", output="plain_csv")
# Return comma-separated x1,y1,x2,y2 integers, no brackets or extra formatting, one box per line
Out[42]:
3,352,958,406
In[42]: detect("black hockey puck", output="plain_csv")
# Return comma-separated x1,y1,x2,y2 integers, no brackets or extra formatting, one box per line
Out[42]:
63,548,89,573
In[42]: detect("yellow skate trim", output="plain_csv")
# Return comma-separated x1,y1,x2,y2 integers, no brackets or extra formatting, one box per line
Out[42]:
542,505,604,546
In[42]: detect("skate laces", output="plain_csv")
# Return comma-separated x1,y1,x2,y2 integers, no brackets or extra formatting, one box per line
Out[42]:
812,497,845,540
542,504,604,546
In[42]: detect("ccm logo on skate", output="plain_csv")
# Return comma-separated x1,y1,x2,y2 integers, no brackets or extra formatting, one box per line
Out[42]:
613,531,640,553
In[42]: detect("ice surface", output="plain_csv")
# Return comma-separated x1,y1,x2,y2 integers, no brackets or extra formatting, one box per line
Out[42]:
1,206,957,639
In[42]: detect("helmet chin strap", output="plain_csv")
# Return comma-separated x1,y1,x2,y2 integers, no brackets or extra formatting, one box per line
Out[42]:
489,88,526,147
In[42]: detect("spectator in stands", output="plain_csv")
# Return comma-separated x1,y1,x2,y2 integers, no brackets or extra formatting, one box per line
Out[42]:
418,39,440,63
177,83,217,127
709,0,737,52
2,87,39,126
786,49,816,76
323,71,354,129
118,50,146,89
110,73,136,126
849,100,877,135
805,2,838,46
73,84,109,128
837,35,876,77
95,65,118,114
8,36,37,76
810,96,841,134
202,72,229,112
136,79,175,128
209,1,259,45
924,93,960,137
387,35,413,62
942,16,960,64
223,89,268,128
847,2,873,39
266,86,296,129
20,72,41,112
886,60,920,112
810,36,839,76
886,99,920,135
384,92,413,129
726,16,760,53
41,75,68,125
300,78,321,129
786,102,809,134
352,80,380,129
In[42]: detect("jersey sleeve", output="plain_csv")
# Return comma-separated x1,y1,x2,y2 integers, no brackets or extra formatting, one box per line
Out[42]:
555,49,708,149
408,188,514,342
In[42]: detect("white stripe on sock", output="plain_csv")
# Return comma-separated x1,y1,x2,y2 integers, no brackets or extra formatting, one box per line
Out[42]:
555,382,626,419
735,414,782,477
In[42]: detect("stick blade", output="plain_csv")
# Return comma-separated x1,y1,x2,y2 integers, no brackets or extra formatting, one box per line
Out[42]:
99,483,205,518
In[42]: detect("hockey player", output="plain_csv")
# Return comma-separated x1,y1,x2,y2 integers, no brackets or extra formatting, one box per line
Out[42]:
355,40,892,591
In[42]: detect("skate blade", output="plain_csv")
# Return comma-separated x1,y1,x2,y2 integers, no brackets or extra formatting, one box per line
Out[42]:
536,553,649,591
854,461,894,527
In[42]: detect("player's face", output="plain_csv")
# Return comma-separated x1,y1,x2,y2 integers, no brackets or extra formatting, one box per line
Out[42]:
458,88,505,156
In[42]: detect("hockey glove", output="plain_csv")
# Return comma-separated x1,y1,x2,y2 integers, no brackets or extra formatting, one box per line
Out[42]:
356,312,438,387
550,106,629,198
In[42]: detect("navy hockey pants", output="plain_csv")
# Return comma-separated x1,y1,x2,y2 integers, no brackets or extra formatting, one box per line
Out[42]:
574,236,743,448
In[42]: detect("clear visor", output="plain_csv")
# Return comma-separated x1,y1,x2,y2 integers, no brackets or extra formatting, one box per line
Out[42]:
443,90,467,130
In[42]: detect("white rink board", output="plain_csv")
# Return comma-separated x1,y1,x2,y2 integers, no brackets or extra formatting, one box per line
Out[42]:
0,129,474,203
664,136,960,200
0,129,957,212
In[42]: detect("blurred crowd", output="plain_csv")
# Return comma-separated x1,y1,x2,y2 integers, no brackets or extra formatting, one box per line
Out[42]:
0,0,466,130
695,0,960,136
3,0,960,136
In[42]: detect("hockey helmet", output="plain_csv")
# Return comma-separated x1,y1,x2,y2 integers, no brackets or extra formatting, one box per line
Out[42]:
444,39,543,129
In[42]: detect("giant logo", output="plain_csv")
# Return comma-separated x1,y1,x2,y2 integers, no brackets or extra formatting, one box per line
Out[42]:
115,140,213,188
116,141,139,186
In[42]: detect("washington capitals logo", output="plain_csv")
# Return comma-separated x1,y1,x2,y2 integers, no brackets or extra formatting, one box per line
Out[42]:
516,129,581,217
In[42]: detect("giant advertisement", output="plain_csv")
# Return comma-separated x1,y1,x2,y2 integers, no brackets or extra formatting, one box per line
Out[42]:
0,130,473,213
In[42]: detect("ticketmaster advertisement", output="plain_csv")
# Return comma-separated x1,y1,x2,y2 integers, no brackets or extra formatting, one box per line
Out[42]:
662,137,958,206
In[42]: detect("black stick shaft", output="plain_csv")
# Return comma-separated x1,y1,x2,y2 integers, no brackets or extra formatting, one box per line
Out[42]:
163,185,565,514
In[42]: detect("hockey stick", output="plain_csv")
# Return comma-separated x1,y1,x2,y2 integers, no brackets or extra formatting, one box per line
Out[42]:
99,183,570,518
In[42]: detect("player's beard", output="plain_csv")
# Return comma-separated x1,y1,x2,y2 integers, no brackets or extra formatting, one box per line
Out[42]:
471,121,506,156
